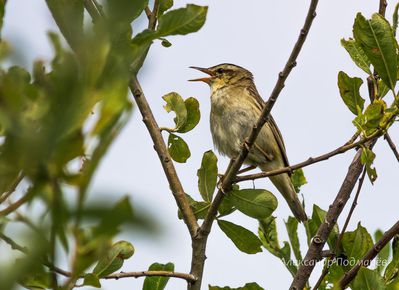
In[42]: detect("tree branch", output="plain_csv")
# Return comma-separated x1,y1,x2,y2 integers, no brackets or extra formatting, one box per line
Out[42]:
0,172,24,204
235,132,380,183
0,189,33,216
339,220,399,288
129,77,199,237
104,270,197,282
187,1,319,289
385,133,399,163
289,139,377,290
313,167,367,290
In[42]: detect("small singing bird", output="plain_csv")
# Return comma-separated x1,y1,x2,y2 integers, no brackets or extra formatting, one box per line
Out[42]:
190,63,307,222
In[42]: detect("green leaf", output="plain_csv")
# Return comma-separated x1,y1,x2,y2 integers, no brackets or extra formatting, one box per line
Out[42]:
0,0,5,38
217,220,262,254
364,100,386,129
178,194,210,220
341,38,372,75
258,216,297,276
93,241,135,277
178,97,200,133
83,273,101,288
45,0,83,52
307,205,339,250
163,92,187,131
106,0,148,23
338,71,365,115
167,134,191,163
379,79,390,98
226,189,277,219
158,0,173,16
291,168,307,193
143,262,174,290
385,236,399,282
197,150,218,202
209,282,264,290
157,4,208,36
361,147,378,183
342,222,373,261
93,196,134,237
258,216,281,257
393,2,399,36
352,267,386,290
285,216,302,261
387,276,399,290
218,197,236,217
375,229,390,274
353,13,397,90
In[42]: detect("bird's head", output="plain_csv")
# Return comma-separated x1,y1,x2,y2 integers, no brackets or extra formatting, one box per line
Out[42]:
189,63,253,90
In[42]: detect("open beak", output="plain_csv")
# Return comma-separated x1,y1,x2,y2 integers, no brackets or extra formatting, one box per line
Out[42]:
189,66,215,84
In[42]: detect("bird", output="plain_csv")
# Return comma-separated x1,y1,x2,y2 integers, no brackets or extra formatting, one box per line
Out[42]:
189,63,307,222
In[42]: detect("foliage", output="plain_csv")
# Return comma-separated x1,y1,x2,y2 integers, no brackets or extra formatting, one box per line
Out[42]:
1,1,399,290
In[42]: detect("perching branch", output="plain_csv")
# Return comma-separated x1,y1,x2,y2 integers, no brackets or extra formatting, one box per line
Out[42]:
235,132,380,183
186,1,319,289
339,219,399,288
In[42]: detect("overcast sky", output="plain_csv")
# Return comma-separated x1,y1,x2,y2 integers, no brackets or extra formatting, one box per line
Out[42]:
4,0,399,289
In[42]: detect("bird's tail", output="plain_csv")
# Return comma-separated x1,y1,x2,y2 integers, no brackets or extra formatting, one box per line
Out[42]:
260,165,307,222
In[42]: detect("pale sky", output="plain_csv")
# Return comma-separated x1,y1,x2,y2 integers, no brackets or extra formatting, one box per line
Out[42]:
4,1,399,289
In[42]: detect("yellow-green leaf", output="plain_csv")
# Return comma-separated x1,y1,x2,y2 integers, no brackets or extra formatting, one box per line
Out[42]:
353,13,397,90
167,133,190,163
338,71,365,115
218,220,262,254
197,150,218,202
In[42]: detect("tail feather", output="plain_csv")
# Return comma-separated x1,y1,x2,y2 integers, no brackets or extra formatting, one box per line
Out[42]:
260,165,307,222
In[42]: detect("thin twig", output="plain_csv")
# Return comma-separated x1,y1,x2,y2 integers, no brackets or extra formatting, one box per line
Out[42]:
186,1,319,289
0,172,24,204
385,133,399,162
379,0,388,16
236,132,380,183
104,271,197,282
335,167,367,252
339,220,399,288
83,0,103,23
0,190,32,216
312,167,367,290
148,0,160,29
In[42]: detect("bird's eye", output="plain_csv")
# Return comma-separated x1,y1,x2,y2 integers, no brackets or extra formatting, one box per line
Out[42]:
216,68,224,74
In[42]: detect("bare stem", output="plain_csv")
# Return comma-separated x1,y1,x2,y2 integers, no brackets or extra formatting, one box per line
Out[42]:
236,132,380,183
339,220,399,288
104,271,197,282
385,133,399,162
0,172,24,204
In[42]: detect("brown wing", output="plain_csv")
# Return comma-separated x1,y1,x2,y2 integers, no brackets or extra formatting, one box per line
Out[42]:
268,115,290,170
247,84,291,170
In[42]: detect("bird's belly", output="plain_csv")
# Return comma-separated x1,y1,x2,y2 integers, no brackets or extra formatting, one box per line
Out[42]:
210,106,257,161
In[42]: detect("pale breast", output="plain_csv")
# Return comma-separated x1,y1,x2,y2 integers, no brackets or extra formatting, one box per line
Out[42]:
209,86,260,161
